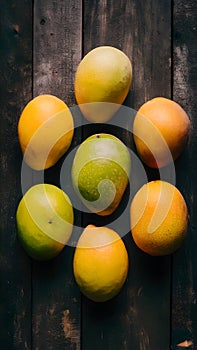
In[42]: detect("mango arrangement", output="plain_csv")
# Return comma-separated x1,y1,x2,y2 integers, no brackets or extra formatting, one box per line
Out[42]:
16,46,190,302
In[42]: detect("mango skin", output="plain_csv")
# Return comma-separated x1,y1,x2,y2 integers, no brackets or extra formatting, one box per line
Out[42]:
73,225,129,302
16,184,74,261
18,94,74,170
71,133,131,216
130,180,188,256
74,46,132,122
133,97,190,168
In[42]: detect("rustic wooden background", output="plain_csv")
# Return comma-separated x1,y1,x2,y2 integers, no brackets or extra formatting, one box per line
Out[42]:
0,0,196,349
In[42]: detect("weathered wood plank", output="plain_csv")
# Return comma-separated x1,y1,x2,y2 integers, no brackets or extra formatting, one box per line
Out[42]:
32,1,82,349
82,0,172,349
171,0,197,348
1,1,197,349
83,0,172,109
33,0,82,106
0,1,33,349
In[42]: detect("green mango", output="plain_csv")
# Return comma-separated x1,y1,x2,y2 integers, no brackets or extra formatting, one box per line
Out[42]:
72,133,131,216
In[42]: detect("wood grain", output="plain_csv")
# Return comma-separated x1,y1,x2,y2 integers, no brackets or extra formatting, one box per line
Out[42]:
33,0,82,106
32,1,82,349
1,0,197,349
0,1,33,349
171,0,197,349
83,0,172,110
82,1,172,349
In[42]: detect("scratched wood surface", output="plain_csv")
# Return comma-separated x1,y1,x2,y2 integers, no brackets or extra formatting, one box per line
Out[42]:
82,1,171,350
171,0,197,349
0,1,33,349
0,0,196,350
32,1,82,350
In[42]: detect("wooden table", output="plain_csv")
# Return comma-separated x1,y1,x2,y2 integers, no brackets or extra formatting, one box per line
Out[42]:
1,1,196,349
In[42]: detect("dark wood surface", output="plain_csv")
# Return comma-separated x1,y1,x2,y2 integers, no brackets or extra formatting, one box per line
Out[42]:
172,0,197,349
32,2,82,349
0,1,196,349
